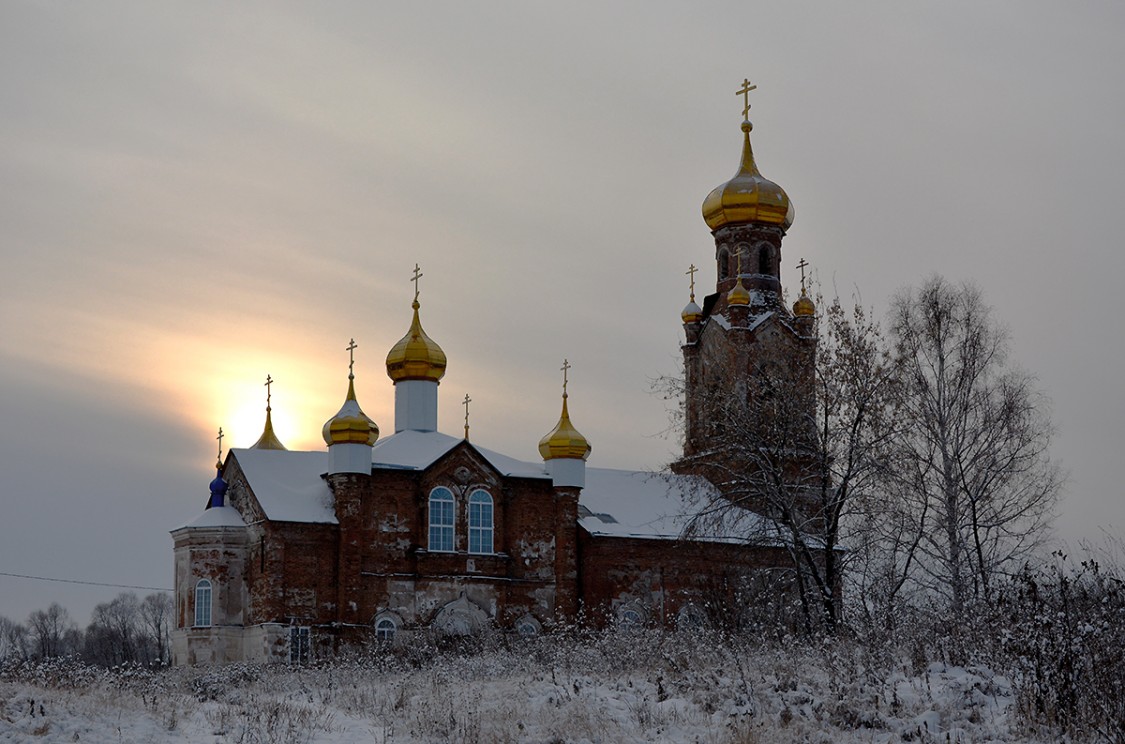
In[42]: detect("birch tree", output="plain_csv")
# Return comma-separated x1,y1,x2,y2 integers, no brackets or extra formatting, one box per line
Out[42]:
888,276,1061,614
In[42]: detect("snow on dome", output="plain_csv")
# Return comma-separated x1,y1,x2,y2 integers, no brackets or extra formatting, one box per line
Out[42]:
175,504,246,531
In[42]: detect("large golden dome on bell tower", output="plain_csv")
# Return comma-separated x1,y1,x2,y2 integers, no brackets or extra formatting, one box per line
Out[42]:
702,80,794,232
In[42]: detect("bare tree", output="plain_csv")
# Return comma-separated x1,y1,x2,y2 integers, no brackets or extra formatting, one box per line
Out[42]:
0,616,29,661
678,296,898,633
887,276,1061,614
140,592,173,664
26,603,77,659
85,592,142,665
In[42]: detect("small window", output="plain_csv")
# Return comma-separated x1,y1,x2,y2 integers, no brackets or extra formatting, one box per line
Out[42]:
428,487,455,552
758,244,773,275
194,579,212,627
375,618,397,643
468,490,494,554
289,626,310,664
515,614,541,638
619,608,643,628
676,604,707,631
718,248,730,280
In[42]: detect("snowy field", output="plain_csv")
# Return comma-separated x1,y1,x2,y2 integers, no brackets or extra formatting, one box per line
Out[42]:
0,630,1058,743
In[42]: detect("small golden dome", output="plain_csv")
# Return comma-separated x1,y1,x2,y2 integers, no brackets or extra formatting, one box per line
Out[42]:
727,276,751,306
538,395,592,461
702,120,794,232
793,290,815,318
386,300,447,383
251,407,286,450
322,377,379,446
682,300,703,324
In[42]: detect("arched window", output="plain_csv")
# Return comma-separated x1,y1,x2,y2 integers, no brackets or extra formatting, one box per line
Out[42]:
758,243,773,275
376,618,397,642
428,487,455,552
468,490,494,554
718,248,730,280
194,579,212,627
619,608,643,628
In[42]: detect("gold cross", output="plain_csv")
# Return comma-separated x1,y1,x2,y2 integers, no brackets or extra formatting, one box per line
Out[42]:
686,264,698,303
796,257,809,292
736,249,744,277
411,263,423,302
264,374,273,409
463,393,472,440
346,338,358,377
216,427,224,461
736,78,757,120
561,359,571,397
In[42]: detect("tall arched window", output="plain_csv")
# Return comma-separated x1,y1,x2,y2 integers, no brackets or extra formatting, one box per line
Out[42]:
428,487,455,552
758,243,773,275
194,579,212,627
468,490,494,554
718,248,730,280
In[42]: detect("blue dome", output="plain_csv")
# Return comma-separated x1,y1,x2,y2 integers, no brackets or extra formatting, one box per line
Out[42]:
208,470,228,508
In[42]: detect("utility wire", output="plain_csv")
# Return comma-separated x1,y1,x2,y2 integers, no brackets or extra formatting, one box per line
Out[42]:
0,571,172,593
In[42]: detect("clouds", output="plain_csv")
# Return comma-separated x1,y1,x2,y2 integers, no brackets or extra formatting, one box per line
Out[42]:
1,1,1123,624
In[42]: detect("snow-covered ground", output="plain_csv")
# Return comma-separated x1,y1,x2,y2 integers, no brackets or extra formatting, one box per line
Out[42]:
0,630,1054,743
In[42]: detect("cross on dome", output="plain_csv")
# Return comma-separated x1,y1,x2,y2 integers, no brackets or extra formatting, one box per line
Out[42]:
264,374,273,410
686,264,698,303
346,338,358,378
561,359,571,398
216,427,224,468
796,257,809,292
411,263,423,302
463,393,472,440
736,78,757,121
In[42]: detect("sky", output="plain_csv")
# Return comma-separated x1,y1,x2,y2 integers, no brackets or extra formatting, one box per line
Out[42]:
2,1,1123,626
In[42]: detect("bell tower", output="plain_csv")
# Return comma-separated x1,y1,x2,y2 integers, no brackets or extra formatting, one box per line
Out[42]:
677,81,816,467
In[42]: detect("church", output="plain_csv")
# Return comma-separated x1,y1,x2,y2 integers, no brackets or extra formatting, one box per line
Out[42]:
170,88,819,665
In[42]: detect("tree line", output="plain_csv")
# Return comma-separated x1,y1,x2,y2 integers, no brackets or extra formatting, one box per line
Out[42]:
0,591,172,666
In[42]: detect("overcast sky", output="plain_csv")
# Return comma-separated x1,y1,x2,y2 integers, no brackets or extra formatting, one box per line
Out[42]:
2,1,1123,625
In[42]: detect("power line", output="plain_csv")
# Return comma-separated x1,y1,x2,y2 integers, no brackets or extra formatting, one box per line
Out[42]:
0,571,172,593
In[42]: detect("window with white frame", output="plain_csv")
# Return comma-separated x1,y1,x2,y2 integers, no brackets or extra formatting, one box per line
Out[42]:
375,617,397,643
468,489,494,554
289,626,310,664
428,487,455,552
194,579,212,627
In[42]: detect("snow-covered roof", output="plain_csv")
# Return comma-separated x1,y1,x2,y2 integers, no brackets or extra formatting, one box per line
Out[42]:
231,449,337,524
372,430,548,479
226,439,775,543
173,504,247,531
226,433,549,525
579,468,774,544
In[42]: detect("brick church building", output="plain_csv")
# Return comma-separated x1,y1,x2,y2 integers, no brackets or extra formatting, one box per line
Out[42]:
170,98,818,665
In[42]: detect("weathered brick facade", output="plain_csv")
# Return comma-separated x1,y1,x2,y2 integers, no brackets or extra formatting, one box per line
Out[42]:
170,107,824,665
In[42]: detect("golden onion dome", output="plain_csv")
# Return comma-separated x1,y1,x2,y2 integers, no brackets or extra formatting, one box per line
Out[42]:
251,407,287,450
681,300,703,324
793,290,815,318
538,394,592,461
727,276,751,306
322,376,379,446
702,120,794,232
386,300,447,383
